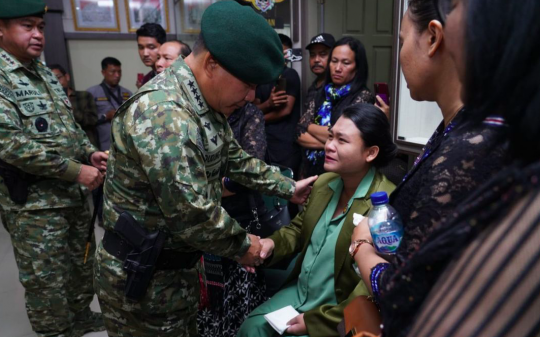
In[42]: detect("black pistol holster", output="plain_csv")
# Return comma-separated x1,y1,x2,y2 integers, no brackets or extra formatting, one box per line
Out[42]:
0,159,36,205
113,212,167,301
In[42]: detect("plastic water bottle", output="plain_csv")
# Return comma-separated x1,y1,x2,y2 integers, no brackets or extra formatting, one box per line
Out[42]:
367,192,403,255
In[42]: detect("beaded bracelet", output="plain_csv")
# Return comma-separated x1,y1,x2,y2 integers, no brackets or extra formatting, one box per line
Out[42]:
370,263,390,303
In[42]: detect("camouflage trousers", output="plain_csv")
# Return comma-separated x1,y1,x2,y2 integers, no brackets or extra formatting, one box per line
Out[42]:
94,242,200,336
3,205,96,336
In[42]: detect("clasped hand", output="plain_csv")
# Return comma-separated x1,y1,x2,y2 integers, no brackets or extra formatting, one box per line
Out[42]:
236,234,275,273
77,151,109,191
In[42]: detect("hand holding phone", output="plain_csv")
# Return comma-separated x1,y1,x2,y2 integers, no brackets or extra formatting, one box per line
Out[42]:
275,77,287,92
374,82,390,105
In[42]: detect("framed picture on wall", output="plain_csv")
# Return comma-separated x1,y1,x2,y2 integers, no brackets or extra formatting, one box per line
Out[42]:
125,0,170,32
71,0,120,31
180,0,215,34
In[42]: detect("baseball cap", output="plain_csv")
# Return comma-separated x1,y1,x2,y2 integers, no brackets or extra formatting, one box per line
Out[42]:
305,33,336,50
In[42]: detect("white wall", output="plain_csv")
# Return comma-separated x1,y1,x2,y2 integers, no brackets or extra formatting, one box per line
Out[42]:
395,0,442,146
62,0,188,93
396,71,442,145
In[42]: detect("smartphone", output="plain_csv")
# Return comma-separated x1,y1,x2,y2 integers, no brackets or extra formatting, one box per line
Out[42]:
374,82,390,105
137,73,144,83
275,77,287,92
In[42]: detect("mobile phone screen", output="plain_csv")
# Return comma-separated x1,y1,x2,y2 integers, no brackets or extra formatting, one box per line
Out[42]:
374,82,390,105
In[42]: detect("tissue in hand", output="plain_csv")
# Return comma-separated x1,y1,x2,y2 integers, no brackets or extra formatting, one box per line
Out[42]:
264,305,300,335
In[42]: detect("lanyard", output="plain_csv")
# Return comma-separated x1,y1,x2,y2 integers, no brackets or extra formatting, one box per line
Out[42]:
100,82,122,107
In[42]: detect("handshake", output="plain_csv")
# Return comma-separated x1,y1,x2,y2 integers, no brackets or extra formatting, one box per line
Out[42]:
236,234,276,273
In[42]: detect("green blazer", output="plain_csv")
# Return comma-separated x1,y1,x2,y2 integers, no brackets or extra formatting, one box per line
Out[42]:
267,170,395,337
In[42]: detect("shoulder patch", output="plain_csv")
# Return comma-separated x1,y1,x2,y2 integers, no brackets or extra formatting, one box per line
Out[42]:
0,84,16,102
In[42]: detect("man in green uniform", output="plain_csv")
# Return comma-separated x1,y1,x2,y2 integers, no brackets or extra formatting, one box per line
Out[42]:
93,2,317,336
0,1,109,336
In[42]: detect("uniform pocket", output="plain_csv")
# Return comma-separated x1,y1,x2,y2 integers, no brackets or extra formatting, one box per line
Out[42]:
18,98,60,138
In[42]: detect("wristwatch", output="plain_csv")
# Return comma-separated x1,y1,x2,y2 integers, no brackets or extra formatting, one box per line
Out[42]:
349,239,374,259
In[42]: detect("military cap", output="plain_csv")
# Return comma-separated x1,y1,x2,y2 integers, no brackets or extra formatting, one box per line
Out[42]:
0,0,47,19
201,1,284,85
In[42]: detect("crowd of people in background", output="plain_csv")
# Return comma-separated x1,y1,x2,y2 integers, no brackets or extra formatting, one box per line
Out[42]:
0,0,539,336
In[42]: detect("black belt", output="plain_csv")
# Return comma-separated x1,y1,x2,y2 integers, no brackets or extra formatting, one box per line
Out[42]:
103,230,201,270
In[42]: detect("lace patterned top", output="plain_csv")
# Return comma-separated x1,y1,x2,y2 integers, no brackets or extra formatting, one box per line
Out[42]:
296,89,374,177
389,109,508,263
375,110,510,337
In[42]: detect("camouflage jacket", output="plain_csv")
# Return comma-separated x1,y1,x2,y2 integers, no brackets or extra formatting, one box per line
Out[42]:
0,48,97,211
103,58,295,259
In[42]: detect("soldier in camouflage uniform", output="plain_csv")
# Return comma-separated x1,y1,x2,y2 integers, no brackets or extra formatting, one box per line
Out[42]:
0,1,108,336
93,2,317,336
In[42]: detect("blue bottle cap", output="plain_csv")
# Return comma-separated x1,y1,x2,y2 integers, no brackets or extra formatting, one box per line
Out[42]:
371,191,389,205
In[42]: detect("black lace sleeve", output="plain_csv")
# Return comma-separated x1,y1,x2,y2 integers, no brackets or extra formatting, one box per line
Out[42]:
375,121,509,337
296,98,316,139
353,89,375,105
393,123,508,260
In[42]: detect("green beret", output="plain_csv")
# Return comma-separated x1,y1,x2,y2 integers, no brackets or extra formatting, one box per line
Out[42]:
201,1,284,85
0,0,47,19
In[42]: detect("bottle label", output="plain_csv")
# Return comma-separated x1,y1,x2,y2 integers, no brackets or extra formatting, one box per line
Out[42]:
372,232,402,254
370,220,403,254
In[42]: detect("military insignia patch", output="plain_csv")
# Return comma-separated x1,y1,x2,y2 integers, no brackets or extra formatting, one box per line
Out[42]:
35,117,48,132
37,101,48,110
183,79,207,113
23,102,35,113
0,84,15,102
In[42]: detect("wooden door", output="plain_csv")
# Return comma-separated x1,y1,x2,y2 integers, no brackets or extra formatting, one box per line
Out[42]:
324,0,395,91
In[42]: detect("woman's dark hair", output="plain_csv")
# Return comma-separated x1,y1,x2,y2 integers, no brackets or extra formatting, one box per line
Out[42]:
340,103,397,168
464,0,540,162
315,37,371,117
325,36,369,95
407,0,439,31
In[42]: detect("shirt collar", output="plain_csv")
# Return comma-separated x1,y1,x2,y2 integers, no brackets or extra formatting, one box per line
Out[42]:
172,57,210,116
328,166,376,200
0,48,26,73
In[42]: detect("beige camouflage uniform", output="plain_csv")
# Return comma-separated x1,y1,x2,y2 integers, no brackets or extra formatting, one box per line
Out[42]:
94,58,295,336
0,48,100,336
